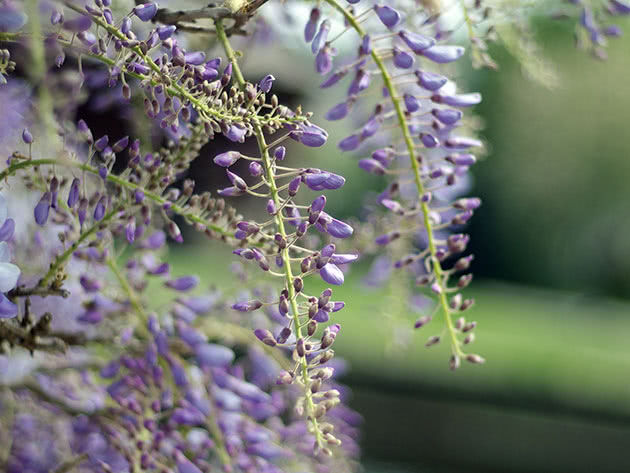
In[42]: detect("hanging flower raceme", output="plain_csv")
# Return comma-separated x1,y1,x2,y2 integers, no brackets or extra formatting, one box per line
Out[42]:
210,26,358,453
302,0,484,368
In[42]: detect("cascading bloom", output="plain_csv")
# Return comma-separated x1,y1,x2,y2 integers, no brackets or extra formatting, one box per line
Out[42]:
303,0,483,368
212,63,357,452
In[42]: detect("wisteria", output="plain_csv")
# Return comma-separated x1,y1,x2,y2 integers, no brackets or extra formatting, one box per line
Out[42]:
0,0,627,471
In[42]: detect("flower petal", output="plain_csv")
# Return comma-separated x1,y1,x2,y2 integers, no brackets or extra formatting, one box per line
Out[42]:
0,261,20,292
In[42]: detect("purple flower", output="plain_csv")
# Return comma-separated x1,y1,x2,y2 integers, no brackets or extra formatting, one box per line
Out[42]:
325,102,350,121
0,3,26,32
310,195,326,212
398,30,435,53
140,231,166,249
225,124,247,142
304,171,345,190
374,5,401,29
330,253,359,264
274,146,286,160
184,51,206,65
305,8,320,42
94,135,109,152
445,137,483,149
258,74,275,93
232,300,263,312
175,451,203,473
358,158,386,175
93,196,106,221
227,170,247,190
416,70,448,91
214,151,241,167
22,128,33,144
339,134,361,151
360,35,372,55
34,192,51,225
316,46,334,75
0,293,17,318
320,263,344,285
254,328,277,346
157,25,176,40
195,343,235,367
454,197,482,210
62,14,92,33
0,240,19,295
317,215,353,238
67,178,80,207
134,3,158,22
393,48,414,69
312,20,331,54
421,133,439,148
246,442,289,460
611,0,630,14
0,218,14,241
404,93,420,113
320,70,347,88
421,45,465,63
217,186,244,197
432,108,463,125
432,92,482,108
348,69,370,95
293,123,328,147
249,161,262,176
165,275,200,292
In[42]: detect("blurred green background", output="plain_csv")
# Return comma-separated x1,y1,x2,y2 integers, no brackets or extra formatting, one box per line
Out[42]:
173,14,630,473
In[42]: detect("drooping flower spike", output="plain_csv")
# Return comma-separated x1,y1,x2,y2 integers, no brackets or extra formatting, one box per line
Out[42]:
303,0,484,368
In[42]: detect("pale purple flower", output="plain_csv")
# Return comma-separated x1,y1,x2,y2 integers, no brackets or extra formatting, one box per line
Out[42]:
421,45,465,63
338,134,361,151
432,108,463,125
375,5,401,29
416,70,448,91
0,243,19,293
214,151,241,167
134,3,158,22
34,192,51,225
398,30,435,53
292,123,328,147
195,343,235,367
305,8,320,42
320,263,344,285
325,102,349,121
225,124,247,142
258,74,275,93
393,48,414,68
312,20,331,54
21,128,33,144
433,92,482,107
62,14,92,32
165,275,200,292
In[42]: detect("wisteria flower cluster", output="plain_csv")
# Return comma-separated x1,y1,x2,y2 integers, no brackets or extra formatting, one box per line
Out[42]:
0,0,625,471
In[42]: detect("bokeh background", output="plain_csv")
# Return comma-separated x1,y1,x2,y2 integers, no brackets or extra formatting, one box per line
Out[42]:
49,6,630,472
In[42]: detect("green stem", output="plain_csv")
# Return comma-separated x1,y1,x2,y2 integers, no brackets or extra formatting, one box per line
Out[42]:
106,256,149,329
39,206,120,288
322,0,462,357
215,20,324,449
